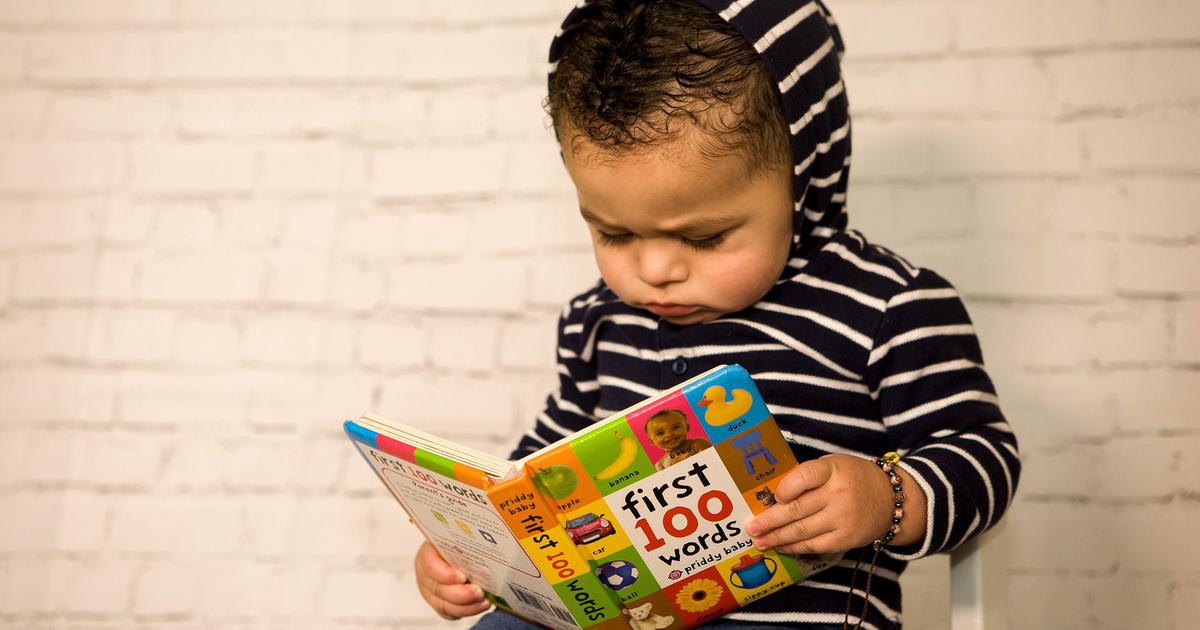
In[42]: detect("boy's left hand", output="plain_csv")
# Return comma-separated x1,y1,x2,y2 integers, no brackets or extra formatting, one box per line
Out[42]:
745,454,927,554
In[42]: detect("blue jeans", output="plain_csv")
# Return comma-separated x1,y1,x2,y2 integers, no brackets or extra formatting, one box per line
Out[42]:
468,610,851,629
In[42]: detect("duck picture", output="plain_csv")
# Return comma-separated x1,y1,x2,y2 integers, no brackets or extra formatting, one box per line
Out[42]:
696,386,753,426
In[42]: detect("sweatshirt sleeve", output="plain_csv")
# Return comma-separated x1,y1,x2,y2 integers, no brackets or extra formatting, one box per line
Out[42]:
508,301,600,460
863,269,1021,561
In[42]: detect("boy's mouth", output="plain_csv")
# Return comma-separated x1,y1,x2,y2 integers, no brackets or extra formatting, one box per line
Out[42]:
644,303,697,318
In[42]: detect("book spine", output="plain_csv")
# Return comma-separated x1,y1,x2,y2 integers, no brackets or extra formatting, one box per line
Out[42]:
489,475,626,629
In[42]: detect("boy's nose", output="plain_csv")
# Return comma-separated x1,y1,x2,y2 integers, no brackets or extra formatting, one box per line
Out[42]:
636,239,688,287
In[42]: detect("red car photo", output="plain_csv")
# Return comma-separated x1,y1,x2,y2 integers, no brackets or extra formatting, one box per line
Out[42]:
564,513,615,545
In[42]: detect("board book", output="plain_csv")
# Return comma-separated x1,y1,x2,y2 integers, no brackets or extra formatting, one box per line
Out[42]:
343,364,838,630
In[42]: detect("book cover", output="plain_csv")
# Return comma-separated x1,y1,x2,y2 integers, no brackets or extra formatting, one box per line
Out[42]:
344,364,837,630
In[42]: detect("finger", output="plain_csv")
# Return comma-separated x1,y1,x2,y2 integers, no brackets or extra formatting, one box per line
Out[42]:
774,530,843,555
417,546,468,585
774,459,834,503
751,511,835,551
746,492,825,537
437,595,493,620
433,581,487,607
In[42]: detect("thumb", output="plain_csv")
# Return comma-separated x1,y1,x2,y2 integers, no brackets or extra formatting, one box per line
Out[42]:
774,458,833,502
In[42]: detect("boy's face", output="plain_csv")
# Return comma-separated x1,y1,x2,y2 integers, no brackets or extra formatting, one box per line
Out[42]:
646,413,690,451
561,129,794,326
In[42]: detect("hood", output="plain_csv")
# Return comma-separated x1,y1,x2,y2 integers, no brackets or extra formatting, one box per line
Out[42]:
548,0,852,269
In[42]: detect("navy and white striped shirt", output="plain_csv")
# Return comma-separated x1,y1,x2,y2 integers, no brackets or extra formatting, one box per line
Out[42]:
515,2,1021,627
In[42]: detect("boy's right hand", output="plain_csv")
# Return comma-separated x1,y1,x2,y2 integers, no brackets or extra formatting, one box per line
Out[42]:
415,541,492,620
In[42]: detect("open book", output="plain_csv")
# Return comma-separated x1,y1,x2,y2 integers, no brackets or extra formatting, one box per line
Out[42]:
344,364,839,630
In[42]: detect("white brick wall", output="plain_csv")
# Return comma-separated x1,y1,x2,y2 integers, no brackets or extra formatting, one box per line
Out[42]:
0,1,1195,629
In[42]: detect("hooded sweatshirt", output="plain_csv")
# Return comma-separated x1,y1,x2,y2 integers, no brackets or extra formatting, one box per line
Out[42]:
513,2,1020,627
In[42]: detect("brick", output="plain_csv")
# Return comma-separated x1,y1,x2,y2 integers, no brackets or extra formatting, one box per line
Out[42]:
319,568,410,620
280,202,341,251
0,492,58,552
217,199,283,249
157,31,285,81
366,499,425,559
1110,368,1200,432
341,0,428,24
930,120,1045,177
390,209,471,258
101,201,154,245
356,319,426,370
259,564,322,618
1124,178,1200,240
530,252,597,308
852,182,972,245
267,253,332,305
402,28,532,83
261,143,365,194
847,120,934,180
46,91,172,138
175,0,306,24
372,144,506,198
847,58,973,115
111,496,243,554
1044,180,1127,238
495,85,553,140
1128,49,1200,110
1045,51,1133,115
0,90,46,140
1007,501,1116,572
45,0,172,25
464,202,544,255
1115,242,1200,296
18,197,105,248
55,491,107,552
0,309,90,363
244,370,375,432
902,238,1112,301
176,88,356,139
1176,301,1200,364
94,251,139,301
1104,0,1200,44
1096,577,1173,630
0,558,61,614
499,315,557,370
376,374,516,437
131,144,257,195
139,254,264,303
1112,503,1200,572
27,32,155,82
225,435,300,491
0,1,47,26
0,203,18,251
428,316,498,372
292,496,373,556
1091,302,1171,365
0,35,24,82
0,367,116,424
14,252,94,302
1085,117,1200,172
242,313,326,366
344,32,407,81
997,371,1117,447
428,91,493,142
0,142,124,193
532,194,592,250
972,57,1053,117
1008,574,1091,629
1102,436,1179,499
956,0,1103,52
147,203,218,249
355,89,428,143
159,436,227,490
504,140,577,194
970,304,1092,371
387,259,526,312
329,260,386,312
1175,580,1200,625
196,561,271,619
0,261,10,307
58,559,133,615
89,310,176,364
835,1,953,57
118,372,249,427
1018,444,1102,497
133,564,198,616
297,437,347,492
174,317,239,369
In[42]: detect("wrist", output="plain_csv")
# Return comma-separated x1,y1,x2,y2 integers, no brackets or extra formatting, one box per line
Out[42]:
886,464,926,547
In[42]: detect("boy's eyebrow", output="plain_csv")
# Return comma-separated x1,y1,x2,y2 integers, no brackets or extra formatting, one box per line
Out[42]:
579,206,741,233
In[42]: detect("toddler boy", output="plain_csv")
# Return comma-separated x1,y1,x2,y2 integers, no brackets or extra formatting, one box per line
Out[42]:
415,1,1020,628
643,409,713,470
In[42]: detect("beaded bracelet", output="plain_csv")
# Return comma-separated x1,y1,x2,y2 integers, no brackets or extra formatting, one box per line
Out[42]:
872,452,905,551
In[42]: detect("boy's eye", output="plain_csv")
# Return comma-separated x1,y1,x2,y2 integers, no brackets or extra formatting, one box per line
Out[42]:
681,232,726,251
595,231,633,246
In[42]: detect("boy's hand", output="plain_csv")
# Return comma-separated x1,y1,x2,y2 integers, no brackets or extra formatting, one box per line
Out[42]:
745,454,927,554
415,541,492,620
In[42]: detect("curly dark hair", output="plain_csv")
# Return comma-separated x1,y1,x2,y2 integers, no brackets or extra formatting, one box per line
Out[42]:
546,0,791,175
